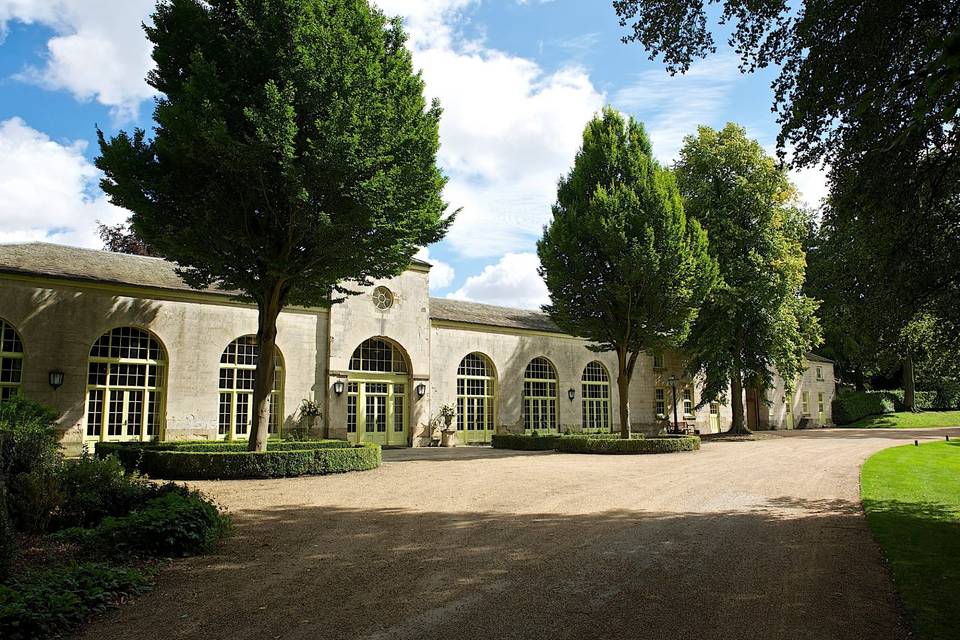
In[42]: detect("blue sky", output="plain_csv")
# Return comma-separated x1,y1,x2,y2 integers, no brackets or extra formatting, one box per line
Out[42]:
0,0,825,308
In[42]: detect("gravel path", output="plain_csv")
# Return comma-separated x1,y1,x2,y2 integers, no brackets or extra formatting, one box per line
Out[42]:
79,428,960,640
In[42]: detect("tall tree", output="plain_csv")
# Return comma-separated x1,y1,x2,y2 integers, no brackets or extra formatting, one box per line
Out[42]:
97,221,159,257
676,124,821,433
97,0,450,451
538,108,717,438
614,0,960,325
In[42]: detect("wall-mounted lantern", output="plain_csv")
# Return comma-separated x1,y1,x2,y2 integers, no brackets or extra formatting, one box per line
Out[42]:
48,369,64,390
567,388,576,401
333,380,345,396
416,382,427,398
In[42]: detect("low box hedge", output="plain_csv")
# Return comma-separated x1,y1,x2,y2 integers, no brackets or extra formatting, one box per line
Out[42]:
490,433,562,450
555,435,700,454
96,441,380,480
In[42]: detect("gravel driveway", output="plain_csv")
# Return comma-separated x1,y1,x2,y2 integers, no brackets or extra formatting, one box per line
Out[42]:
79,428,960,640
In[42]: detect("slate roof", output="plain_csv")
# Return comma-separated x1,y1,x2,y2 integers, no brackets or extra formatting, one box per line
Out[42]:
0,242,429,296
429,297,562,333
805,352,834,364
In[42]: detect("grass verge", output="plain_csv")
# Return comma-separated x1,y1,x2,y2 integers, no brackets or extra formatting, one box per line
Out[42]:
842,410,960,429
861,440,960,639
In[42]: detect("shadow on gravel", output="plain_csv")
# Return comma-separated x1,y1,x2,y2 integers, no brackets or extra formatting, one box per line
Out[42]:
79,498,909,640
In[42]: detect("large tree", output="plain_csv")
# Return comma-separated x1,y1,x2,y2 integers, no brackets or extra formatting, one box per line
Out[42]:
676,124,821,433
614,0,960,327
97,0,450,451
538,108,717,438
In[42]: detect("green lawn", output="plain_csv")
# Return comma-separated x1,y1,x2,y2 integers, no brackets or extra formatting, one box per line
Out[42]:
861,441,960,639
843,410,960,429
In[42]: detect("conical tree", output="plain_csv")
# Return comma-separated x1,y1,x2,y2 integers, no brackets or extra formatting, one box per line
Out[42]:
96,0,451,451
538,108,717,438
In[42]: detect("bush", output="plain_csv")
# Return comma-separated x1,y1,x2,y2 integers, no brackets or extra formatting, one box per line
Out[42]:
0,562,150,640
931,380,960,410
53,455,181,531
7,468,61,533
98,442,381,480
0,479,13,583
61,491,228,557
555,435,700,454
490,433,561,450
832,392,897,425
0,397,60,478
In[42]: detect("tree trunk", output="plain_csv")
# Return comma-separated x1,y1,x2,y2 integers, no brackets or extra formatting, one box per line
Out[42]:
729,368,749,434
616,349,631,439
248,283,285,452
902,355,916,412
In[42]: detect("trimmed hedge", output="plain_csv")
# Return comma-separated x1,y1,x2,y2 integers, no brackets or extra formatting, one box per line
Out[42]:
555,435,700,454
97,442,381,480
490,434,561,450
833,390,939,425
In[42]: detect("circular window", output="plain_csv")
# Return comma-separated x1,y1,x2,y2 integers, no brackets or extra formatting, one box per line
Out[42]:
372,286,394,311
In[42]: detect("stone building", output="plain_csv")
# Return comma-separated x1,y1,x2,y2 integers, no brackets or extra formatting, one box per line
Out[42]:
0,242,834,452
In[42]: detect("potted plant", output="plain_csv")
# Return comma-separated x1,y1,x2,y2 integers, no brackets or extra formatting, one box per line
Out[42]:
298,399,323,439
438,404,457,447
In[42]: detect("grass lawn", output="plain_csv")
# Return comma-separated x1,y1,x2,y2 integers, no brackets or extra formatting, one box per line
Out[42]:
861,441,960,639
843,410,960,429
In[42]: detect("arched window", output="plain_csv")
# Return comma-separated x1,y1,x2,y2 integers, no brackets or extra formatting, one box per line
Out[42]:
524,357,558,432
581,361,610,431
85,327,166,441
219,336,284,439
349,338,408,373
0,318,24,401
457,353,495,439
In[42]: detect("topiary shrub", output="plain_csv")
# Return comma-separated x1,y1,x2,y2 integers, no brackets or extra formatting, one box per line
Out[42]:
490,433,561,450
832,392,897,425
97,442,381,480
555,435,700,454
0,562,150,640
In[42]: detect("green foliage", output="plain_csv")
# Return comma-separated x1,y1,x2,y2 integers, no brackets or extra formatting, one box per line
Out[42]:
0,562,150,640
841,410,960,430
0,479,13,583
64,492,228,558
7,468,61,533
832,392,897,425
675,124,821,428
931,380,960,410
861,442,960,639
99,442,381,480
96,0,452,450
555,435,700,454
0,397,60,478
490,434,562,451
538,107,717,437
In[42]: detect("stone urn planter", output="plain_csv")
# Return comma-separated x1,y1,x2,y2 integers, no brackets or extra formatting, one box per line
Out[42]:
438,404,457,447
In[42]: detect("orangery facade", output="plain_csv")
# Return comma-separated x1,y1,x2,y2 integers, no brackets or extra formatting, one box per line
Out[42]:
0,243,835,452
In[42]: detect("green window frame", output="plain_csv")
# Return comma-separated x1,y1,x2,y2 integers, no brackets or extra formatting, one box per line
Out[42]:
0,318,24,401
655,387,666,418
218,336,284,440
581,361,610,432
457,353,495,433
524,357,558,432
801,391,810,416
682,388,694,418
85,327,166,442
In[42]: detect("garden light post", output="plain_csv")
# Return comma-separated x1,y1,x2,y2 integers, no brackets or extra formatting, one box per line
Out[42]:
668,374,679,434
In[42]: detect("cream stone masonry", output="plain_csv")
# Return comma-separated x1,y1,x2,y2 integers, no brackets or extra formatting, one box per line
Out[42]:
0,242,833,451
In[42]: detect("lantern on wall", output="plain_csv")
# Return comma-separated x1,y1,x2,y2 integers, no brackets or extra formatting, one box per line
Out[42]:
48,369,64,390
567,388,576,401
333,380,345,396
416,382,427,398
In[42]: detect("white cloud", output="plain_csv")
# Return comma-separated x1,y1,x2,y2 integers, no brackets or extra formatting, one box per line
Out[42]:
1,0,156,121
613,54,741,163
447,252,549,309
375,1,605,259
414,247,455,290
0,117,127,248
788,164,829,211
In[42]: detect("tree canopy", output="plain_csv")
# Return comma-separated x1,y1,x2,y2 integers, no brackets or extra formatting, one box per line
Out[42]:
538,107,717,437
675,124,820,432
97,0,450,450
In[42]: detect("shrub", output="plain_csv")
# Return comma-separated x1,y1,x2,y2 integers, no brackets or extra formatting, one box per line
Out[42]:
0,478,13,583
832,392,897,425
0,562,150,640
931,380,960,410
490,433,561,451
0,397,60,479
53,455,181,531
555,435,700,454
7,468,61,533
98,442,381,480
66,491,228,557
